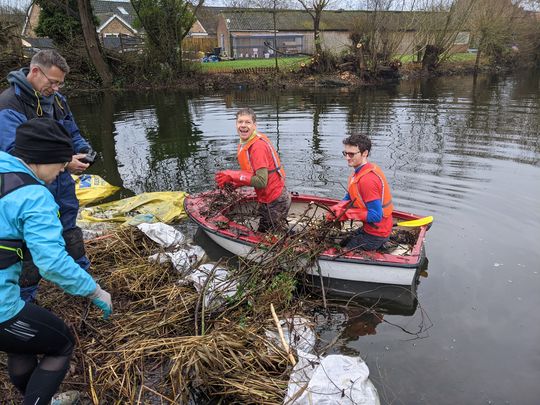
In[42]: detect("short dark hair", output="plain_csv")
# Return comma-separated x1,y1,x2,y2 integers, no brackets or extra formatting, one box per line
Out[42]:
30,50,70,74
236,108,256,123
343,133,372,155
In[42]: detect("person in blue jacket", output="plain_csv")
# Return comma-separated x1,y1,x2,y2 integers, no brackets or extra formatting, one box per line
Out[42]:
0,118,112,405
0,49,94,303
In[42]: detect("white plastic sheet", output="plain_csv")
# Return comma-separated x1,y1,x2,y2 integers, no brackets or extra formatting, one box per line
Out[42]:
265,317,316,354
284,352,380,405
137,222,186,247
148,245,206,273
185,263,238,308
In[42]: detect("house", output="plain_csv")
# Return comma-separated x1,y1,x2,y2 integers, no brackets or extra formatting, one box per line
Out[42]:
217,9,355,58
184,6,237,55
92,0,138,40
22,0,139,51
215,9,471,59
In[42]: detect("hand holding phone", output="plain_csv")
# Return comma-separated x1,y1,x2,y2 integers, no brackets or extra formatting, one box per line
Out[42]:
80,149,97,165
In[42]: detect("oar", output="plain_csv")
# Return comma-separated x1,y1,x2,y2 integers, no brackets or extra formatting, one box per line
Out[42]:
395,216,433,227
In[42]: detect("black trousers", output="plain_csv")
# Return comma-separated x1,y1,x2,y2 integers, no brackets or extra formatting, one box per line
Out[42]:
0,302,75,404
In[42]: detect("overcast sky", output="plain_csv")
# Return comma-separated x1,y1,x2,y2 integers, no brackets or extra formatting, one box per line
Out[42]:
2,0,538,12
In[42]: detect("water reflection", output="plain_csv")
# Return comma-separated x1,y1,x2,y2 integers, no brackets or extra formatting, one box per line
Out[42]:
68,70,540,405
314,282,424,358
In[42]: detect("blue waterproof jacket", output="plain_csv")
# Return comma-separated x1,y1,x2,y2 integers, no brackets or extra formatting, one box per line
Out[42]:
0,68,91,231
0,152,97,323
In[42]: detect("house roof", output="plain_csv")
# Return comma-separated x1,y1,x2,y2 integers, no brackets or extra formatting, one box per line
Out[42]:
220,9,450,32
22,36,55,49
195,6,237,36
96,14,137,34
92,0,137,28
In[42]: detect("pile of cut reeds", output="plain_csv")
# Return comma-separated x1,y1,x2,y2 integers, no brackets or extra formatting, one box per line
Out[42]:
0,227,306,404
0,191,424,403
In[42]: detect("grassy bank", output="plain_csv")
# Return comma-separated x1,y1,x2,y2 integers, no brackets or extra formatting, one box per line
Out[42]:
199,56,310,72
197,53,477,73
398,52,476,63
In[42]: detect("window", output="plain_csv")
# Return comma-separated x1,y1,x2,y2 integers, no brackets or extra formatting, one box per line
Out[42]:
117,7,128,15
454,32,470,45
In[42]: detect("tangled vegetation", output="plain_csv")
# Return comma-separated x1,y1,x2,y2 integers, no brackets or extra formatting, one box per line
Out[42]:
0,189,431,403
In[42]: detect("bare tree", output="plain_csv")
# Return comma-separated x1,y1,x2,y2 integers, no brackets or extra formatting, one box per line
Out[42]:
34,0,113,86
77,0,112,87
412,0,477,73
296,0,332,55
0,5,23,56
468,0,526,72
349,0,417,75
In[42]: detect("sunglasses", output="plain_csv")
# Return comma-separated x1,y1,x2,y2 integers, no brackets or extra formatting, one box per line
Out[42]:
342,150,362,158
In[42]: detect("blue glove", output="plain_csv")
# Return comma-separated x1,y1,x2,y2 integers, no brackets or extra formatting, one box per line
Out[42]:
88,284,112,320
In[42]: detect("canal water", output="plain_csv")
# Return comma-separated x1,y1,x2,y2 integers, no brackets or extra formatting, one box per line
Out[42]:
70,71,540,404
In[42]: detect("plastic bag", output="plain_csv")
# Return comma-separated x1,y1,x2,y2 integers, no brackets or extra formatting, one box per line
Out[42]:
285,352,380,405
137,223,186,247
265,317,316,355
185,263,238,308
79,191,188,225
73,174,119,206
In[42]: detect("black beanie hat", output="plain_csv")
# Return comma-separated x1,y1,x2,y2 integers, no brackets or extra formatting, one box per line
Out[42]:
12,118,73,164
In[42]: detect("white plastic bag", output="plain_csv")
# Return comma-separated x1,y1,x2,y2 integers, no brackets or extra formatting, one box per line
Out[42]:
185,263,238,308
137,222,186,247
285,352,380,405
148,245,205,273
265,317,316,355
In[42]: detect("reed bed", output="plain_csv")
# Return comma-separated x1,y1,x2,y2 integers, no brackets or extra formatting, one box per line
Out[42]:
0,225,310,404
0,189,423,403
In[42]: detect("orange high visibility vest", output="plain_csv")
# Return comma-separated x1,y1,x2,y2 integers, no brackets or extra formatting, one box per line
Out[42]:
237,132,285,178
348,163,393,217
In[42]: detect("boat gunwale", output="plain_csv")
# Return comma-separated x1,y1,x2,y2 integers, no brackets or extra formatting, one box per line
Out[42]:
184,190,428,268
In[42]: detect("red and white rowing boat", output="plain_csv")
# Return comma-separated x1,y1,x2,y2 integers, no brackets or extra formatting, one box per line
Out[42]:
184,190,431,293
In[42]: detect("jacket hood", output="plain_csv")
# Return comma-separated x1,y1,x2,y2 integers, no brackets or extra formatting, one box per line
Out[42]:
7,67,55,108
7,68,34,98
0,151,43,184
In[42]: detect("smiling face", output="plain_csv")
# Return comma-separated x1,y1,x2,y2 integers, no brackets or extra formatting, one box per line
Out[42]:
27,65,66,97
236,114,257,142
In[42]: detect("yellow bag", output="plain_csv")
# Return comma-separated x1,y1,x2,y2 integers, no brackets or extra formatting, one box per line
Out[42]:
79,191,188,225
73,174,119,206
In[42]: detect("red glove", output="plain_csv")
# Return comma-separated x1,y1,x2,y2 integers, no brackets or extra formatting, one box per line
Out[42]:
215,170,234,188
215,170,253,188
343,207,367,221
325,201,350,221
229,170,253,187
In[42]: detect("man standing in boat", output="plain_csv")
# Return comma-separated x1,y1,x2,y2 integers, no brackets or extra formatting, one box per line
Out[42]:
327,134,394,251
215,108,291,233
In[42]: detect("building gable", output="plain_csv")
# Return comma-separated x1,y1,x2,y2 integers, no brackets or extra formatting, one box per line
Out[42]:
97,14,137,36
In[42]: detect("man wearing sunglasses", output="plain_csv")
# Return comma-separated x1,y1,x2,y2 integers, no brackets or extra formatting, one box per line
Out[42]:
327,134,394,251
0,50,95,303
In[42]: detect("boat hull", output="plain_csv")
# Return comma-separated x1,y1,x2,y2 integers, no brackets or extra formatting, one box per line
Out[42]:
185,190,430,289
203,226,424,286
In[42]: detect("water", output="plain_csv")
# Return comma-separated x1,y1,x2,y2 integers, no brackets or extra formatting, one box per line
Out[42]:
70,71,540,404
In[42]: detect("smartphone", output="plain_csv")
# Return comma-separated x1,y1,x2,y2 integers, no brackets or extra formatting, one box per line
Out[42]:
80,149,97,165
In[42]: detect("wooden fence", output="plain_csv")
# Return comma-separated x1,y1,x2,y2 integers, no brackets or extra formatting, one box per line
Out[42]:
183,37,217,53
